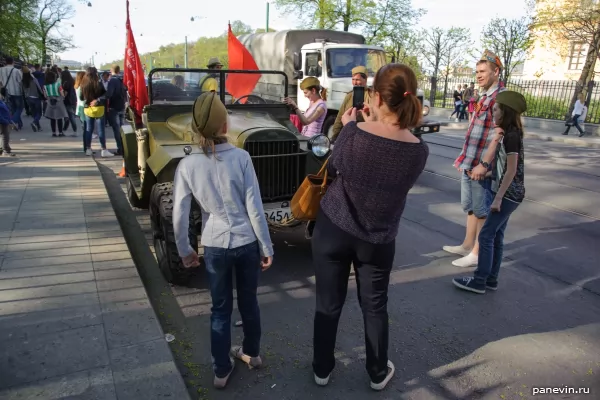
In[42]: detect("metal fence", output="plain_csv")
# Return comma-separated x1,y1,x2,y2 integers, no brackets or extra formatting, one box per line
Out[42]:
419,76,599,124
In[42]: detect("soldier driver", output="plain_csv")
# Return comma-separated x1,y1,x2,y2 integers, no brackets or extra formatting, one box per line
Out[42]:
330,66,372,142
199,57,223,92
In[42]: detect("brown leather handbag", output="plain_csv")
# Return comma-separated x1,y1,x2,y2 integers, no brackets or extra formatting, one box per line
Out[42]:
291,158,332,221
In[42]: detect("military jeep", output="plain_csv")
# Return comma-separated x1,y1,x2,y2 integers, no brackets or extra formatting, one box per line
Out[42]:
121,68,331,284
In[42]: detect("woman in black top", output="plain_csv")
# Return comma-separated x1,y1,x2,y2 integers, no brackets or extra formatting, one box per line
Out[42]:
60,70,78,136
79,67,114,157
311,64,429,391
453,91,527,294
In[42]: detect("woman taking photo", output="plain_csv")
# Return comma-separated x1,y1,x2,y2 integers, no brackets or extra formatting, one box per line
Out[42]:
311,64,429,391
79,67,114,157
284,77,327,137
172,92,273,389
21,66,44,132
43,69,68,137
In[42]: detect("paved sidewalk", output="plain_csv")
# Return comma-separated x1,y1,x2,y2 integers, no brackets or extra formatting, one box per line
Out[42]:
0,122,190,399
439,120,600,148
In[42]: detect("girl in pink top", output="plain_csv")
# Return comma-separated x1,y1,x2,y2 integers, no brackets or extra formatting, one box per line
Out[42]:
285,77,328,137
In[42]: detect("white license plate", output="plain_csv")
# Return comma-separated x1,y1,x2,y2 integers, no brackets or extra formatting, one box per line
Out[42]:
263,201,291,224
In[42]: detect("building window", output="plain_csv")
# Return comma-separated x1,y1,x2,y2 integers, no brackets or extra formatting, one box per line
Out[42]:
568,42,587,70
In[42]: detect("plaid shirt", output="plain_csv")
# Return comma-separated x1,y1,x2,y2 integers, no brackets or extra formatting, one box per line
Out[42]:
454,82,506,170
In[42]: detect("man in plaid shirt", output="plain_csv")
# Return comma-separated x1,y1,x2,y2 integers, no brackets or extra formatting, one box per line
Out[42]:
443,50,506,268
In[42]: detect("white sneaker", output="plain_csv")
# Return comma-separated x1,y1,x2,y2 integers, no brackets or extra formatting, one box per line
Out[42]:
442,245,471,257
455,118,459,122
314,372,331,386
101,149,115,158
370,360,395,391
85,149,93,156
213,356,235,389
452,252,478,268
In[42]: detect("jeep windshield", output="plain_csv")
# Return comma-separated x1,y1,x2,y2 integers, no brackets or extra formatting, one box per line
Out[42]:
326,48,386,78
148,68,288,106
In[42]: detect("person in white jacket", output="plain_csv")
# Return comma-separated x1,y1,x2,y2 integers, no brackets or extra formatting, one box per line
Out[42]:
563,93,587,137
172,92,273,390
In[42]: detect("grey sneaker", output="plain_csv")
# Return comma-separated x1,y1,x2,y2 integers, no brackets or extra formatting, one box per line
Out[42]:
213,356,235,389
230,345,262,369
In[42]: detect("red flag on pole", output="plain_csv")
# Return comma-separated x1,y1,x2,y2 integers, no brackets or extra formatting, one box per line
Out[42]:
124,0,148,121
225,23,261,101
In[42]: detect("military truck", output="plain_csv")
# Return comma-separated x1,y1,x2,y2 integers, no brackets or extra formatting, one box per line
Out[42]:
121,68,332,284
237,30,437,137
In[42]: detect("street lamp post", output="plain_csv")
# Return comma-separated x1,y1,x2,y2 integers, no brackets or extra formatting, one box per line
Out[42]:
184,36,188,68
266,2,270,32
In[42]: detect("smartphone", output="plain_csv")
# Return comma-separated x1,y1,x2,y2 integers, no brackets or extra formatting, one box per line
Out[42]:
352,86,365,110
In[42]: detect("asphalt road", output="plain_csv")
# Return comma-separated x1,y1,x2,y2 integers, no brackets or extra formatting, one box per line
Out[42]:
98,128,600,400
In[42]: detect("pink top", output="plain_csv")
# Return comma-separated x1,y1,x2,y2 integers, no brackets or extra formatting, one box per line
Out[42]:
300,100,327,137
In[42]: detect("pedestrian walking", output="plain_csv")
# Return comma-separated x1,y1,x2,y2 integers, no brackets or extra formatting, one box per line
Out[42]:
43,69,68,137
172,92,273,389
453,91,527,294
562,93,587,137
60,70,78,137
21,66,44,132
0,57,24,130
0,98,16,156
79,67,114,157
310,64,429,391
74,71,87,152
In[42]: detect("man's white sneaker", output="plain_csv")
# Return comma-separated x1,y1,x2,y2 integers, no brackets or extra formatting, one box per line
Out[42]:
314,372,331,386
370,360,395,391
230,346,262,369
213,356,235,389
442,245,471,257
101,149,115,158
452,252,478,268
85,149,93,156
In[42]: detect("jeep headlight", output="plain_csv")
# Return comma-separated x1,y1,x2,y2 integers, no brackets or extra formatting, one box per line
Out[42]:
310,134,330,157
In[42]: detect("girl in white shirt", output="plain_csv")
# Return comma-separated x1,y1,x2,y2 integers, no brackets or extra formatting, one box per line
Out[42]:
172,92,273,389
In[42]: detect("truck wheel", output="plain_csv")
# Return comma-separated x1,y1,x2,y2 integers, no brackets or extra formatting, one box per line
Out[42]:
127,178,149,209
149,182,199,285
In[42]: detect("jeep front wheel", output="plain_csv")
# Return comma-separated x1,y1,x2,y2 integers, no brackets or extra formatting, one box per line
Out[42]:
149,182,198,285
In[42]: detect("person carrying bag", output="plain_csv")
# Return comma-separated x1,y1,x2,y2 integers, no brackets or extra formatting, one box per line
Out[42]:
291,157,332,221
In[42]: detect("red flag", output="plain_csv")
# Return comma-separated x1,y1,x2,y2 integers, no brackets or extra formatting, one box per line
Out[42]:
124,0,148,120
225,24,261,101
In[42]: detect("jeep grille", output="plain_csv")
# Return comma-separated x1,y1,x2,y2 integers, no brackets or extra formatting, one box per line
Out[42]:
244,139,305,202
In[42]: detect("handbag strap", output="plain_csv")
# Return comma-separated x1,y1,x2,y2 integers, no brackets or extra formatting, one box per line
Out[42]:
318,157,330,191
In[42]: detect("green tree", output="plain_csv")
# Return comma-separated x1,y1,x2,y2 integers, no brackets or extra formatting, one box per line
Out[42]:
0,0,39,60
480,17,533,82
273,0,371,31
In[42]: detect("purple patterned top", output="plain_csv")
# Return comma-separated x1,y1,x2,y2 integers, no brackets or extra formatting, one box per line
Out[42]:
300,100,327,137
320,121,429,244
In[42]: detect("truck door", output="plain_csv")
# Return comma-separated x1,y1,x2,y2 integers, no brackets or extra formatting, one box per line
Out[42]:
298,50,323,112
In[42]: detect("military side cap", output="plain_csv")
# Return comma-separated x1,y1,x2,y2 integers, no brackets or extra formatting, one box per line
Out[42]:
207,57,223,67
352,66,367,76
481,49,503,69
192,92,228,136
495,91,527,113
300,76,320,90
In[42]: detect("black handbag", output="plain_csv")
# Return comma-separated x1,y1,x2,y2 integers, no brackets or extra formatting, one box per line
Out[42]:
0,68,15,98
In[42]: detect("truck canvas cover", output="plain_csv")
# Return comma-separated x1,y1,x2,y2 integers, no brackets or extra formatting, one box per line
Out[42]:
238,30,365,84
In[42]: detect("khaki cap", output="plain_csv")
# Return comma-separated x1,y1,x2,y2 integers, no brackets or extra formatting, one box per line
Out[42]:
351,66,367,76
300,76,320,90
192,92,228,137
207,57,223,68
495,91,527,113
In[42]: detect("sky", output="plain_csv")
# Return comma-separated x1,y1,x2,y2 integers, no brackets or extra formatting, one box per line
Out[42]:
58,0,528,66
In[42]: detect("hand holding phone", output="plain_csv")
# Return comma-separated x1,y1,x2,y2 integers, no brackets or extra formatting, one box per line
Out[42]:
352,86,365,110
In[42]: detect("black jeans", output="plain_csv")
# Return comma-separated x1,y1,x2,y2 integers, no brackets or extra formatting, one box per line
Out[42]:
311,209,395,384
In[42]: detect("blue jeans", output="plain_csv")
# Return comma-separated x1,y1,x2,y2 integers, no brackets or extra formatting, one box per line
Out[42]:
461,170,493,218
204,241,262,378
474,196,520,285
7,95,24,128
107,108,124,153
26,97,42,127
84,115,106,149
63,105,78,133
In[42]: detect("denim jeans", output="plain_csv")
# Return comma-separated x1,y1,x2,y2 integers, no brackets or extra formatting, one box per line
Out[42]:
26,97,42,127
84,115,106,149
204,241,262,378
7,95,23,128
461,171,493,218
474,196,520,285
63,105,78,133
107,108,124,153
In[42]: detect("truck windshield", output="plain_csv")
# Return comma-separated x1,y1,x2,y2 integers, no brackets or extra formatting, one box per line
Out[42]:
326,48,386,78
